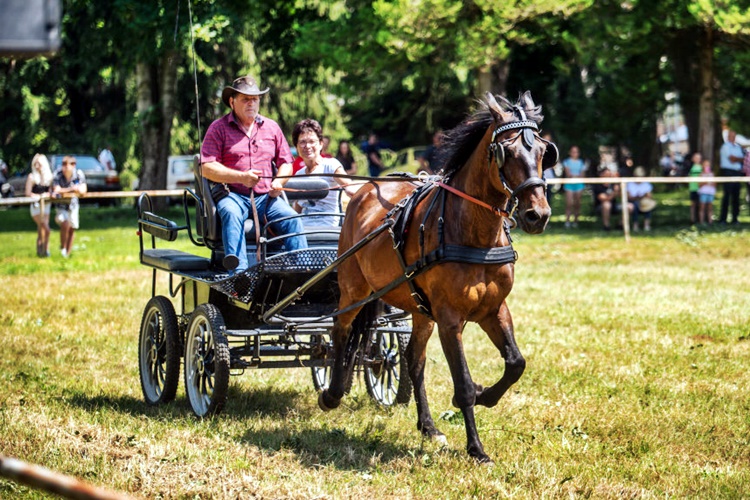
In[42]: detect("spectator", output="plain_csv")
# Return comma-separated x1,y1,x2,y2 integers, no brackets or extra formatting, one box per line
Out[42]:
0,159,12,198
52,155,87,258
718,129,744,225
418,130,444,175
743,148,750,212
697,159,716,225
98,145,116,171
26,154,54,257
335,140,357,175
592,166,621,231
200,74,307,274
627,166,655,232
364,133,384,177
659,151,676,176
688,152,703,225
562,145,585,228
277,119,359,227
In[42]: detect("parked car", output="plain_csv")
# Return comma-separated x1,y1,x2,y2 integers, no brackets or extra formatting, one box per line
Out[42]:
48,154,122,205
167,155,196,203
167,155,195,191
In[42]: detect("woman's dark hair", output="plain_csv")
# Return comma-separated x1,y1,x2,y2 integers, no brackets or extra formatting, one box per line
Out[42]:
336,140,354,161
292,118,323,146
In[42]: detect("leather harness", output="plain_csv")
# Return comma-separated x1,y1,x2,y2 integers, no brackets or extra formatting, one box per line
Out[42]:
384,117,546,319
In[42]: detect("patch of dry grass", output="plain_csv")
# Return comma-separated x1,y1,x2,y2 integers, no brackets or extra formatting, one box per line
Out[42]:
2,209,750,498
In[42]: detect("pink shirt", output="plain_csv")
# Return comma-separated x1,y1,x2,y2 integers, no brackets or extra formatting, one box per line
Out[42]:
201,113,293,195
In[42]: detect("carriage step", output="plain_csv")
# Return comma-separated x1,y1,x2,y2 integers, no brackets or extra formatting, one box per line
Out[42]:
376,326,412,334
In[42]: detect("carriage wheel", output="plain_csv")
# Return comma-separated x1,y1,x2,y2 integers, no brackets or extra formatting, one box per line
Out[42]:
138,296,180,406
364,319,412,406
184,304,230,417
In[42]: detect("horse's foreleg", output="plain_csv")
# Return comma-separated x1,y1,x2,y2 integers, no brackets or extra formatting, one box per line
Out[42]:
475,301,526,408
437,319,491,463
405,315,445,443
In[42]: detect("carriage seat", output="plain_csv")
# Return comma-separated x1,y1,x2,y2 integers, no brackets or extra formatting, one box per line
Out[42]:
192,155,340,254
141,248,210,272
137,199,210,273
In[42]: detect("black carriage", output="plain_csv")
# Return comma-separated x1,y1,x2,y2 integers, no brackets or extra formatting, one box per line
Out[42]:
136,157,411,416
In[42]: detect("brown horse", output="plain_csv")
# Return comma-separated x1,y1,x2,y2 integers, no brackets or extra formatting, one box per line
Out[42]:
319,92,554,463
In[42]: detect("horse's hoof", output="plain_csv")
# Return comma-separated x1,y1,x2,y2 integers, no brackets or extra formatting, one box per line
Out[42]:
318,391,340,412
433,433,448,447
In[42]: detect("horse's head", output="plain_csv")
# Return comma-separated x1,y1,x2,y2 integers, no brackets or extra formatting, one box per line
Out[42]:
486,91,554,234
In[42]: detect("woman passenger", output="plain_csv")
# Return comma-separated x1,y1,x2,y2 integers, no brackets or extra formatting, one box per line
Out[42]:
275,119,359,227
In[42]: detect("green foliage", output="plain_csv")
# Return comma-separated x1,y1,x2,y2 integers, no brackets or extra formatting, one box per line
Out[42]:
2,0,750,179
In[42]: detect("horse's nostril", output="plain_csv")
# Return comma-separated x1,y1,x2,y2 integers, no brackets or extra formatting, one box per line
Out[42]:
525,209,541,222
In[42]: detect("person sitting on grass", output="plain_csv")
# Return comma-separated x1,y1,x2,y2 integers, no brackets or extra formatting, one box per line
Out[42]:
592,166,621,231
626,166,655,232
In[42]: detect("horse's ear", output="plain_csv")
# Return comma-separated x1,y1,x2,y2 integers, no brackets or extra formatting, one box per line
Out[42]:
519,90,544,123
486,92,514,123
485,92,503,122
519,91,536,110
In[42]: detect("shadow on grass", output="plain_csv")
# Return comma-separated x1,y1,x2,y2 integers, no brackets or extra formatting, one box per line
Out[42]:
65,385,416,469
229,386,415,470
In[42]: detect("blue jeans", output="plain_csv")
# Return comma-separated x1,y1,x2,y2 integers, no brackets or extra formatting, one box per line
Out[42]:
217,191,307,273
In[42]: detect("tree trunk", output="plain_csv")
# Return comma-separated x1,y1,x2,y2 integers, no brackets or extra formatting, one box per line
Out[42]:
136,50,179,195
696,26,716,164
669,27,701,156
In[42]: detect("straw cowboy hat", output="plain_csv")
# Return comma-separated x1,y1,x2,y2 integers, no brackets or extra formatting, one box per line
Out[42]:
221,75,269,107
639,197,657,212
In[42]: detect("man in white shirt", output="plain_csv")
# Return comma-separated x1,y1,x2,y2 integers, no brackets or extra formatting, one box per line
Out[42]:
98,146,116,171
718,130,744,224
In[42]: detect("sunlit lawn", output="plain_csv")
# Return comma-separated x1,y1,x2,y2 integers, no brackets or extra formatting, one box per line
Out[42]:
1,194,749,498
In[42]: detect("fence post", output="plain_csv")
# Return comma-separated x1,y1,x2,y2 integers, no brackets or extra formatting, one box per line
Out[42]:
620,179,630,243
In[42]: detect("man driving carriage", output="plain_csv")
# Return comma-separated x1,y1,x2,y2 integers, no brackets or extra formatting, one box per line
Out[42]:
200,75,307,274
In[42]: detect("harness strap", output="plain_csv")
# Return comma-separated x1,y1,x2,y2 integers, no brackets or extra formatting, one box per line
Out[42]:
436,181,510,217
389,226,434,319
250,191,261,263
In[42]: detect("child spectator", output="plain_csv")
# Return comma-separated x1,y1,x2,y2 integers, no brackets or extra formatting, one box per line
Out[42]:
697,159,716,225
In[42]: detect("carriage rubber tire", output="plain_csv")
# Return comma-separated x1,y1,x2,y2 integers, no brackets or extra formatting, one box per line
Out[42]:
364,325,413,406
183,304,230,417
138,296,181,406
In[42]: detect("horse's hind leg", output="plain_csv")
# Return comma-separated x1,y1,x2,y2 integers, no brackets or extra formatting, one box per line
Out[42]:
437,316,491,463
474,301,526,408
318,311,358,411
319,260,373,411
405,314,446,443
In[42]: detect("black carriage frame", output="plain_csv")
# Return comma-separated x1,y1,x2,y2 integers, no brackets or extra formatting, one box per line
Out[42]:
136,156,412,417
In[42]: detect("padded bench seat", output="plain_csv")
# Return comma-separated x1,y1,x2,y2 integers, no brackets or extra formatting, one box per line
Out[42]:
142,249,210,272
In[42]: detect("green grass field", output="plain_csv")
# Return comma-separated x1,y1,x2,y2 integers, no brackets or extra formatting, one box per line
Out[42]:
1,193,750,499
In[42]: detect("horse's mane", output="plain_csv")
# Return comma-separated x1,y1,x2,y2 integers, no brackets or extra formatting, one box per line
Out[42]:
439,92,543,177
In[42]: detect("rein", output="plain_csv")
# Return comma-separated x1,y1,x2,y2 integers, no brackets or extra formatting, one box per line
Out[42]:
436,181,510,218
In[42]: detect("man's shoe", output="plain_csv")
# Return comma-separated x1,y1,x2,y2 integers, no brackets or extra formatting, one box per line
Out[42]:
222,254,240,271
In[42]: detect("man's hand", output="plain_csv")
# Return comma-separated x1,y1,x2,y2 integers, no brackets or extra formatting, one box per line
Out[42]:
242,169,261,188
269,179,284,198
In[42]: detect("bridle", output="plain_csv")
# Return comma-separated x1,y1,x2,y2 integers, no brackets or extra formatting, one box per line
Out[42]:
487,107,558,206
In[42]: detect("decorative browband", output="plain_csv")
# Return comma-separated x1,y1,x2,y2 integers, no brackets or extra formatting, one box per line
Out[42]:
493,120,539,135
